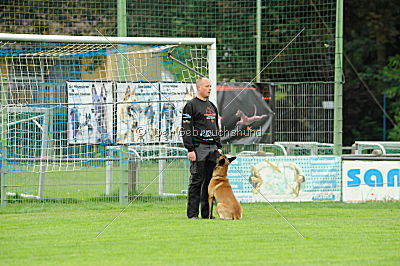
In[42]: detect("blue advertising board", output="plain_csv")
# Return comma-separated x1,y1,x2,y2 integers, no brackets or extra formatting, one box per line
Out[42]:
227,156,341,202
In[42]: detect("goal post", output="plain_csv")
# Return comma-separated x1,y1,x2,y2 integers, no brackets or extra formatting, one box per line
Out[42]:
1,77,7,206
0,33,217,203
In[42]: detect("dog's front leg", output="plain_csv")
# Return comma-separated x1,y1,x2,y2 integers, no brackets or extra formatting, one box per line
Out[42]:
208,192,214,219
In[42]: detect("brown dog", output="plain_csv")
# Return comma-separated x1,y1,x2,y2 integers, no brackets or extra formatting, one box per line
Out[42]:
208,155,242,220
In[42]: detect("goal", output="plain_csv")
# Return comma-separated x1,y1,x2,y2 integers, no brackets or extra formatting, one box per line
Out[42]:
0,33,216,204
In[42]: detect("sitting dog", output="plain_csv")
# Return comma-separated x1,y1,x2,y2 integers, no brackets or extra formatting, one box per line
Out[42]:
118,85,139,143
91,84,111,143
208,154,242,220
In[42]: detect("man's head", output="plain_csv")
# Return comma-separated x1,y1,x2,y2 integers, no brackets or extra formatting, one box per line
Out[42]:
196,78,212,100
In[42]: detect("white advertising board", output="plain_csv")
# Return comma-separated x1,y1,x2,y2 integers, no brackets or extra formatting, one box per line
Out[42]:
116,82,160,144
159,83,195,142
342,160,400,202
229,156,341,202
67,82,113,144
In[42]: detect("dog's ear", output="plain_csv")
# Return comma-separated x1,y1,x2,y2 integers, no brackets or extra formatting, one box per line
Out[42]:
228,157,236,163
218,158,226,166
101,84,106,97
91,86,97,96
124,86,131,97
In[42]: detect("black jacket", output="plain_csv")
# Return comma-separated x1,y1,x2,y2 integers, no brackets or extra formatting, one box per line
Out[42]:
181,97,222,152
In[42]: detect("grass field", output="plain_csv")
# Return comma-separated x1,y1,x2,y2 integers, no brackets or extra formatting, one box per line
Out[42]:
5,160,189,200
1,200,399,265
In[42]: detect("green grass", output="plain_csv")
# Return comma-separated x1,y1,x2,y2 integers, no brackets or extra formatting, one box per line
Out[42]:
6,160,189,200
1,201,400,265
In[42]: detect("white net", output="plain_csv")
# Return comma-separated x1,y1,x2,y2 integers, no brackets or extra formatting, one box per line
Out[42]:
0,38,212,174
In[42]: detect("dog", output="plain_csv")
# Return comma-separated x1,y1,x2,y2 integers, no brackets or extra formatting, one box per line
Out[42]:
91,84,111,143
249,165,263,194
118,85,139,142
208,154,242,220
249,159,306,200
236,105,269,126
183,84,196,101
83,113,94,143
287,163,305,196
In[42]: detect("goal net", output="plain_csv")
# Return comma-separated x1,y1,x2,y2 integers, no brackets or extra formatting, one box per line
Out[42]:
0,34,216,201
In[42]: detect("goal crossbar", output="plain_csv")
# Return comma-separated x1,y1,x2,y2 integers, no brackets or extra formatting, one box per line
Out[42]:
0,33,217,104
0,33,216,46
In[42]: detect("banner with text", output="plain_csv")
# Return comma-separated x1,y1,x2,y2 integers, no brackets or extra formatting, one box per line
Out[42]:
67,82,113,144
343,160,400,202
116,82,160,144
159,82,196,143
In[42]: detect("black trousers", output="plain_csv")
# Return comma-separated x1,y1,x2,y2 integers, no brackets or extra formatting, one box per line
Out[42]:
187,144,218,218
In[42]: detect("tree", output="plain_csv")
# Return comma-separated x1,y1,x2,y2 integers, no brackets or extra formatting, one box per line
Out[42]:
382,55,400,140
343,0,400,145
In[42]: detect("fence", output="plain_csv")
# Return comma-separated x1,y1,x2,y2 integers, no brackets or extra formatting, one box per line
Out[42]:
0,0,345,205
0,0,343,144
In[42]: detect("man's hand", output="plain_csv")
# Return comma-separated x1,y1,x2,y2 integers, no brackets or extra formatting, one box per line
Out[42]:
188,151,196,162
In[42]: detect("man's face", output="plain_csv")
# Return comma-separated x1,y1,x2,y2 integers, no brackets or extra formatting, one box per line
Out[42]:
197,78,212,99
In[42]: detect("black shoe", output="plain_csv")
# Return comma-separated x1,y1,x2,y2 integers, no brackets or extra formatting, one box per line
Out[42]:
189,217,199,220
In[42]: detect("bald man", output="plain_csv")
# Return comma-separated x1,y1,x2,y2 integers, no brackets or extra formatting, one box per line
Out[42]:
181,78,222,219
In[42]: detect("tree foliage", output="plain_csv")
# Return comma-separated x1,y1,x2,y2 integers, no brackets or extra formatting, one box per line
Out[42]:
382,55,400,140
0,0,399,144
343,0,400,144
0,0,117,35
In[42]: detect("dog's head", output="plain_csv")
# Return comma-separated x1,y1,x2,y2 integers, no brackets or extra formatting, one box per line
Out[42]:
235,110,243,117
91,85,97,97
290,164,306,183
213,153,236,178
123,86,131,101
296,174,305,183
216,154,236,168
249,165,262,188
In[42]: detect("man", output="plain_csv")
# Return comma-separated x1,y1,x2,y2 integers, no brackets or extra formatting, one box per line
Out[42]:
161,102,176,139
69,106,80,143
181,77,222,219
